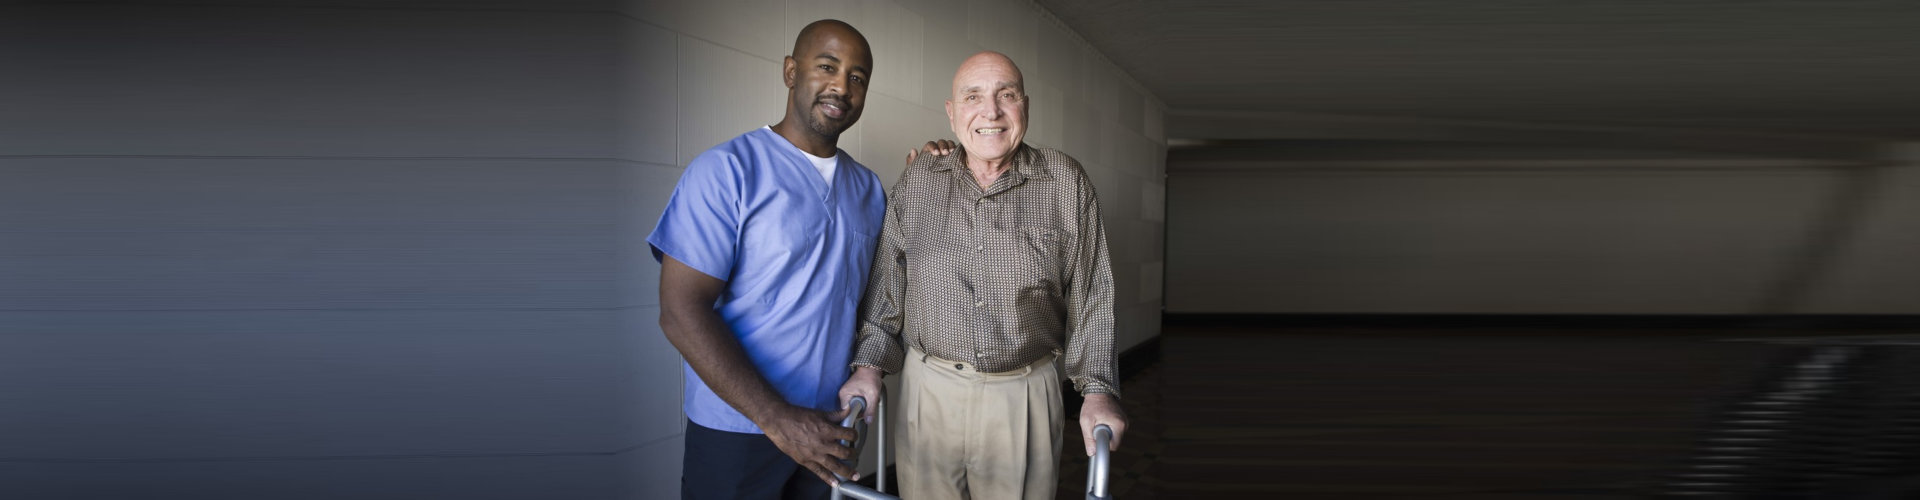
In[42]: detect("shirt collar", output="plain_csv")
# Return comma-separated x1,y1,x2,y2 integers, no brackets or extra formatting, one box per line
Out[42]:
930,144,1051,180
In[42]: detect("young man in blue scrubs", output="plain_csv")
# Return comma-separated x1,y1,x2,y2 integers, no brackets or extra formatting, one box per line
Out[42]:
648,19,886,500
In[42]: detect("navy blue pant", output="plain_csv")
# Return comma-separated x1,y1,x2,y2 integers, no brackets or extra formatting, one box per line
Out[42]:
682,421,832,500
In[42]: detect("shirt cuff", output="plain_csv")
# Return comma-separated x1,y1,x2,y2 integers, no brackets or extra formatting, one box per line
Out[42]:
1075,379,1121,399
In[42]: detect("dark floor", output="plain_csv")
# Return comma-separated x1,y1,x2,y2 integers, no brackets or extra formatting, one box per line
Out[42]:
1052,324,1830,499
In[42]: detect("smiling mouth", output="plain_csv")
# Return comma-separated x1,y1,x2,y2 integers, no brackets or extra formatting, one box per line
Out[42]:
974,127,1004,135
818,102,846,119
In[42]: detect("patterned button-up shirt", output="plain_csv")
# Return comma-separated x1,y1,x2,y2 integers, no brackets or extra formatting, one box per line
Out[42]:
853,144,1118,397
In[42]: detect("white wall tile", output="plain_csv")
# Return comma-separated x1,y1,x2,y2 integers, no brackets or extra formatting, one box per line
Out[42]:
677,35,786,165
1081,51,1119,125
1111,172,1142,228
1144,102,1166,142
7,5,626,158
8,230,619,310
1143,181,1166,222
618,434,687,500
625,0,788,62
1799,164,1920,313
1034,20,1084,99
80,0,613,9
1166,169,1840,314
1028,83,1066,150
0,158,623,232
1,157,627,311
618,18,680,166
0,310,633,459
1145,222,1165,262
0,451,627,500
967,0,1038,81
919,12,982,109
1153,143,1169,178
838,120,868,169
1097,120,1122,172
1117,85,1145,135
1141,261,1165,303
857,92,948,186
1120,299,1158,355
868,1,926,103
617,306,688,444
617,162,685,309
1061,98,1097,166
894,0,965,28
1105,218,1137,268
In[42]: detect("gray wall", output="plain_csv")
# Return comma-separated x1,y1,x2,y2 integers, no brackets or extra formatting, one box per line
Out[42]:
1165,144,1917,315
1800,149,1920,313
2,1,1165,498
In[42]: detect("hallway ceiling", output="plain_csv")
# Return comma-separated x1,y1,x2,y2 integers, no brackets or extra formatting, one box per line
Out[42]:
1035,1,1920,146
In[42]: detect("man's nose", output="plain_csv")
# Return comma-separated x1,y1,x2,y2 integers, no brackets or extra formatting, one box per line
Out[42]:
827,72,848,95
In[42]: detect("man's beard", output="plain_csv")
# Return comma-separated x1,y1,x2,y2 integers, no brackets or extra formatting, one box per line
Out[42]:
806,94,851,139
805,113,843,139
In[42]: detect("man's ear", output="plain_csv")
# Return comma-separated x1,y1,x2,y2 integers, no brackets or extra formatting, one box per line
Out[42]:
782,56,797,88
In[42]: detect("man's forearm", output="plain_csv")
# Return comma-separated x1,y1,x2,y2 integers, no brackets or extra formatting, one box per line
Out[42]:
660,305,790,423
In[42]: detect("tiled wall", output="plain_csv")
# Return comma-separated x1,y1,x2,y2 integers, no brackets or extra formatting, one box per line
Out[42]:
1799,154,1920,314
1163,152,1920,315
3,1,1165,498
630,0,1168,350
1166,167,1847,314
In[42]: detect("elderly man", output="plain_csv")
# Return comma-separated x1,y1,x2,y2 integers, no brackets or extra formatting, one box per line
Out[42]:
650,20,885,499
839,51,1128,499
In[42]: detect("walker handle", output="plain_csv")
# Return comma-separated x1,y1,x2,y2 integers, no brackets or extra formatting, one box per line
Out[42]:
1086,424,1113,500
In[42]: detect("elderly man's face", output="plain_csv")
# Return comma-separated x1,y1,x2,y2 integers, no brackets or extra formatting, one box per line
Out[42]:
945,54,1027,165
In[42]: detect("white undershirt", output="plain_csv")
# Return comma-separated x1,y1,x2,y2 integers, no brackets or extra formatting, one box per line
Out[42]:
765,125,838,185
803,150,838,185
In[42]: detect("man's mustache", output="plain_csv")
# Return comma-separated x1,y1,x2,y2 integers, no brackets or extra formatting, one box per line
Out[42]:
816,94,850,111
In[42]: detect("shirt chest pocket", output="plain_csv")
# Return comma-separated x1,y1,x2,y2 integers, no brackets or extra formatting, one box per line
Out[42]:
1016,224,1067,286
740,199,827,277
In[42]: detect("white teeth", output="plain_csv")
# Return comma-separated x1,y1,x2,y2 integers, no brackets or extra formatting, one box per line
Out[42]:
976,128,1003,134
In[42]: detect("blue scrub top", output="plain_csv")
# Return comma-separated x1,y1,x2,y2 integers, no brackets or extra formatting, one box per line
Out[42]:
647,127,886,434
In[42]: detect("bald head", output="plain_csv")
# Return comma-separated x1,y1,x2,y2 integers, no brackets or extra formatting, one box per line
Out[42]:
793,19,870,60
946,51,1028,167
951,51,1023,96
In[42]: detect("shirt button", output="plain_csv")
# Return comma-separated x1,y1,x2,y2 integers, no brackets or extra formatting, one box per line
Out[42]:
975,245,984,251
974,301,984,307
975,352,986,359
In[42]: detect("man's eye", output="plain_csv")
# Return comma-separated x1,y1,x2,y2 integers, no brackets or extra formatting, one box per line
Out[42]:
965,95,980,102
819,65,834,72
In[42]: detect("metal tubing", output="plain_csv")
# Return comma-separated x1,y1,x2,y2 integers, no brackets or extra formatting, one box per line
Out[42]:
833,484,894,500
831,396,867,500
832,396,902,500
1086,424,1113,500
876,386,888,494
840,396,867,430
829,395,1112,500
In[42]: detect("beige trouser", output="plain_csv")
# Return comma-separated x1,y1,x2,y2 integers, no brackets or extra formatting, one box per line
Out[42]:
898,347,1063,500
